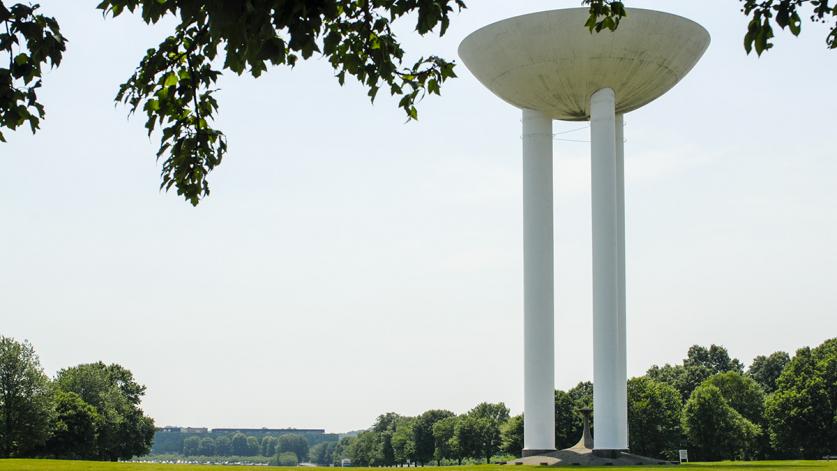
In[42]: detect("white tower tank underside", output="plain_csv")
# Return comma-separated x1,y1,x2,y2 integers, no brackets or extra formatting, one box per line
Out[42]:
458,8,710,121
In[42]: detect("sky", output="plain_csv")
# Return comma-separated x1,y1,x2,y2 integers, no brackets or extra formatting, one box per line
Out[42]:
1,0,835,434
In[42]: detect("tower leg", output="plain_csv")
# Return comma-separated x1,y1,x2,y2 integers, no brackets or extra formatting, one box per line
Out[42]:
590,89,628,452
615,113,628,449
521,109,556,456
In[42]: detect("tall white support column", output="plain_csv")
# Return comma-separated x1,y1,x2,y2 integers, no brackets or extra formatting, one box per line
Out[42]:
590,89,628,451
615,113,628,449
521,109,556,455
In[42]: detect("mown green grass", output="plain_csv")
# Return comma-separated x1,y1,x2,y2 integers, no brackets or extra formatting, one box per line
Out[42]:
0,460,835,471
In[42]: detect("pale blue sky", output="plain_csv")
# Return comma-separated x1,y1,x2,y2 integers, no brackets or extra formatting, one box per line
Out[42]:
1,0,835,433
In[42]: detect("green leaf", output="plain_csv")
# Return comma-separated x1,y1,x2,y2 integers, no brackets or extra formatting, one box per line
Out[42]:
164,72,178,87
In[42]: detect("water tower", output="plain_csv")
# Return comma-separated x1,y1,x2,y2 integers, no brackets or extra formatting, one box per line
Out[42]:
459,8,709,460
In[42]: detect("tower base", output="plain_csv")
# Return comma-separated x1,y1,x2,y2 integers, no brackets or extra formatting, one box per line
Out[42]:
522,449,558,458
510,448,674,466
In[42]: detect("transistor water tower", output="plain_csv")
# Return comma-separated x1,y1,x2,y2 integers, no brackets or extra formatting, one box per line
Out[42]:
459,8,709,459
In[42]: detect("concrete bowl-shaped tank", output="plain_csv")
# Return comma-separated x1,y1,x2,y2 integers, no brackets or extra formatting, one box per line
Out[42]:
458,8,710,121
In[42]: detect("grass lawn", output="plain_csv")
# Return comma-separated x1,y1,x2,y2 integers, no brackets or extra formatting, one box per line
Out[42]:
1,460,836,471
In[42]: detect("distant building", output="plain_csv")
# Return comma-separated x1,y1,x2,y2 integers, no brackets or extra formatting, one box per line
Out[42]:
183,427,208,433
211,428,325,434
155,426,207,433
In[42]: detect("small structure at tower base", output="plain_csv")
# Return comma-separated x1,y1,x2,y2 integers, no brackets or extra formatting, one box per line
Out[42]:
510,409,672,467
511,448,672,467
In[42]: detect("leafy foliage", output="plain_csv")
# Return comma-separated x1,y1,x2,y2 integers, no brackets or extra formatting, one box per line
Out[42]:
682,383,761,461
413,409,454,465
3,1,834,206
647,344,745,402
390,417,416,464
0,1,66,142
742,0,837,55
54,362,155,461
704,371,766,425
499,415,523,457
307,440,336,465
182,436,200,456
431,415,460,464
766,338,837,458
0,337,155,461
273,450,299,466
554,390,583,450
585,0,837,56
748,351,791,393
46,391,99,460
0,336,52,457
96,0,463,205
626,377,682,460
465,402,509,463
582,0,626,32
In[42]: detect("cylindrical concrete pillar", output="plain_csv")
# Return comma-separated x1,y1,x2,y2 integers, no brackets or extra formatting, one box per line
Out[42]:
590,89,628,451
615,113,628,449
521,109,556,455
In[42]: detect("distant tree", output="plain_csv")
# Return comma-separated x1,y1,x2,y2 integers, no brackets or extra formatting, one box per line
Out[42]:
554,390,583,450
626,377,682,459
198,437,216,456
432,415,460,465
182,436,201,456
414,409,454,465
215,435,232,456
230,432,248,456
246,436,260,457
648,345,744,402
684,345,745,374
370,412,401,465
54,362,155,461
766,338,836,458
748,351,791,394
500,415,524,457
391,417,417,465
274,450,299,466
468,402,510,424
466,402,509,463
308,440,336,465
45,390,99,459
331,436,354,466
681,383,760,461
0,336,52,457
454,415,481,463
704,372,765,426
568,381,593,409
277,433,309,462
347,431,382,466
567,381,594,438
261,435,278,457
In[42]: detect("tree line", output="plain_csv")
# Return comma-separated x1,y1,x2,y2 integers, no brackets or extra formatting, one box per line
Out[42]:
332,338,835,465
174,432,312,463
156,431,339,467
0,336,155,461
3,334,832,464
